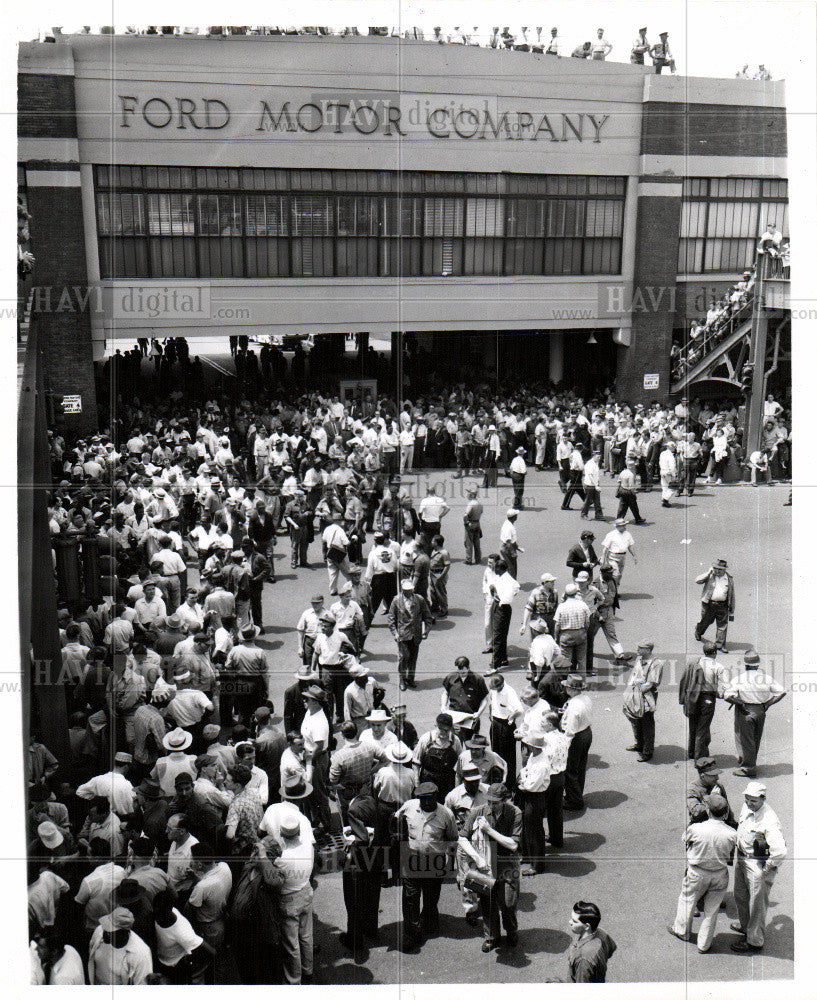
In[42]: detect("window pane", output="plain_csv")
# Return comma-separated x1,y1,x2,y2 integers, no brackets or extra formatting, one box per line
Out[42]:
292,196,333,236
424,198,463,236
465,198,504,236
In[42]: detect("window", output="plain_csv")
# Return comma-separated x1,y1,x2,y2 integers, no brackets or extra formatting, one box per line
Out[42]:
94,167,626,279
678,177,788,273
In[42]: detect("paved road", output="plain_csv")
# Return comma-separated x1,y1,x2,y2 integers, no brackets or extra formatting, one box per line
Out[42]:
226,467,793,984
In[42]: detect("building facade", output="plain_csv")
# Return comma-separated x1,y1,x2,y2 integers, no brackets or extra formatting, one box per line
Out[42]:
18,34,787,430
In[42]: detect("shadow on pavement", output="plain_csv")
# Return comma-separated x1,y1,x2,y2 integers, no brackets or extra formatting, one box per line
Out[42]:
583,789,628,809
651,744,688,764
587,753,610,770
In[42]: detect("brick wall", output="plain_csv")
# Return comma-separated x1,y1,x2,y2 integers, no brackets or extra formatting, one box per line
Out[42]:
615,191,682,405
26,180,98,437
641,102,787,158
18,73,78,138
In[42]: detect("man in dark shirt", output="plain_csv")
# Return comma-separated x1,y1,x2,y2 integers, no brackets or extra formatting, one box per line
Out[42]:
686,757,737,827
566,900,617,982
538,666,571,711
340,785,382,958
441,656,490,739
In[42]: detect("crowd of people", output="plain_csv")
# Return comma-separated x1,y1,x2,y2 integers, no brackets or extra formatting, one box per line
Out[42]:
27,372,792,983
40,24,676,71
671,224,790,385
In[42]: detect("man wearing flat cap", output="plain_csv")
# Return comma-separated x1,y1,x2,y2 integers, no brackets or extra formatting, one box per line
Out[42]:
388,578,432,692
694,559,735,650
723,651,786,777
459,783,522,952
88,906,153,984
686,758,736,827
395,782,458,951
623,641,665,762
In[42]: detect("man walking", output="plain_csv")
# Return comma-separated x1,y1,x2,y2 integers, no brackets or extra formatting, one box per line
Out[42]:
580,450,604,519
601,519,637,586
388,579,433,691
730,782,786,952
659,440,677,507
616,458,645,523
723,651,786,777
694,559,735,650
668,794,737,952
623,641,664,762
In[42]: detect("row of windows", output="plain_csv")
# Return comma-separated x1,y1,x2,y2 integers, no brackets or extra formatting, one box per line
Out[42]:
679,177,788,273
95,169,625,278
96,165,626,198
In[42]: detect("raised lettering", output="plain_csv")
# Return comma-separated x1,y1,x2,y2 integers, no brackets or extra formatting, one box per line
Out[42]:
561,114,584,142
256,101,297,132
427,109,450,137
352,105,379,135
453,109,479,138
532,113,559,142
384,104,405,136
588,114,609,143
142,97,173,128
296,103,324,132
176,97,201,130
119,95,138,128
203,99,230,129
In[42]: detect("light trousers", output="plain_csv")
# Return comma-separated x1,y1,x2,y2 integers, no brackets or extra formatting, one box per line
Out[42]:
280,885,314,983
672,865,729,951
734,855,776,947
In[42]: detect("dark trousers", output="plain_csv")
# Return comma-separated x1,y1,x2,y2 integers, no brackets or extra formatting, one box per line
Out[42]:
371,573,397,615
580,486,603,518
398,638,421,684
402,872,443,942
375,800,400,882
500,545,518,580
249,585,264,628
734,703,766,771
616,491,642,521
544,771,565,847
464,525,482,564
343,852,382,947
491,604,512,671
696,601,729,648
561,472,586,509
519,789,547,870
687,696,717,758
491,715,518,787
558,459,571,490
512,476,525,508
564,726,592,808
682,459,699,494
310,750,332,833
628,711,656,757
481,880,518,945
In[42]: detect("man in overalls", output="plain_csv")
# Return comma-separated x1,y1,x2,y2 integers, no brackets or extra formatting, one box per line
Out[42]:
414,714,462,804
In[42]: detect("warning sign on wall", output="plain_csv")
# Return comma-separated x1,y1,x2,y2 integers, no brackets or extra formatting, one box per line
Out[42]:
643,374,660,390
61,395,82,414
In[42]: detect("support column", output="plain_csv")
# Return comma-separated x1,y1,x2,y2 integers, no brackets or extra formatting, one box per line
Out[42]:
549,331,564,384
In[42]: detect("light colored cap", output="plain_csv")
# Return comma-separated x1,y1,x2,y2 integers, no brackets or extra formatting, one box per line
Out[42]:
744,781,767,797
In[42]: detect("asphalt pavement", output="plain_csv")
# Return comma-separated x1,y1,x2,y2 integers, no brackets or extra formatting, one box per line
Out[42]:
239,466,793,985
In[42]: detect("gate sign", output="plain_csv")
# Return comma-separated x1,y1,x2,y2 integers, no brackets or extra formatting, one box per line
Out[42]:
62,394,82,414
643,374,660,390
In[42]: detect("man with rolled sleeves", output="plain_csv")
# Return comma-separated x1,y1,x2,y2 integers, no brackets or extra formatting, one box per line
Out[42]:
679,642,729,759
668,794,737,952
694,559,735,650
553,583,590,672
395,781,458,951
730,782,787,951
723,651,786,777
517,732,551,876
499,509,523,580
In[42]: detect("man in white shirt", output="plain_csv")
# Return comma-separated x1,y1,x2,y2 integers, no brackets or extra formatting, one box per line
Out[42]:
76,753,136,817
166,814,199,892
499,509,524,580
730,782,787,951
509,447,527,508
517,732,550,875
489,558,521,673
133,582,166,635
591,26,613,59
322,514,352,596
579,450,604,519
561,446,586,511
659,441,678,506
601,519,637,585
488,674,523,787
418,486,450,543
87,907,153,985
561,674,593,811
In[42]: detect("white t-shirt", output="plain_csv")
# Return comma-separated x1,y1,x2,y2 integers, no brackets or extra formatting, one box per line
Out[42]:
603,530,634,555
259,802,315,846
300,709,330,753
155,909,203,967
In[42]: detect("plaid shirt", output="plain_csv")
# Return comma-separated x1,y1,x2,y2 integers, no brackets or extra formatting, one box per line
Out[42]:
555,597,590,631
226,788,264,852
329,742,376,796
526,585,558,619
